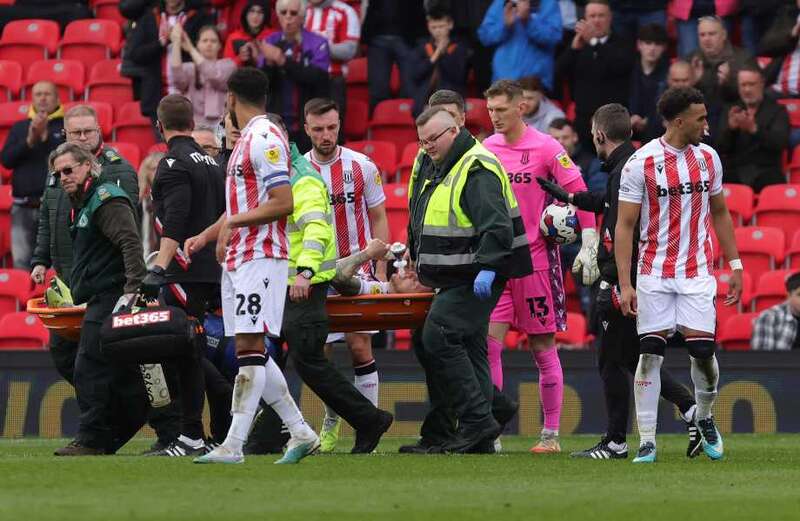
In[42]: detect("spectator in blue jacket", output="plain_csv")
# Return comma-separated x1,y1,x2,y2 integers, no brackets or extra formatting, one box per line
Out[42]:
477,0,562,91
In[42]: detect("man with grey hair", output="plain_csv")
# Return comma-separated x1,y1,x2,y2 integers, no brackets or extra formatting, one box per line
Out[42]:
192,126,222,158
50,142,149,456
403,106,532,454
257,0,331,151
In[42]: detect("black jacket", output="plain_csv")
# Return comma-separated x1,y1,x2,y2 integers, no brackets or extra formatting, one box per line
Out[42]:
556,32,635,142
716,96,790,193
571,141,637,284
409,39,472,117
629,56,669,143
361,0,427,45
122,5,214,119
0,116,65,198
151,135,225,284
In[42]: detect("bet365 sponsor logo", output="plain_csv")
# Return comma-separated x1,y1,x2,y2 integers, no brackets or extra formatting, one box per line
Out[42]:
655,180,710,197
112,310,171,328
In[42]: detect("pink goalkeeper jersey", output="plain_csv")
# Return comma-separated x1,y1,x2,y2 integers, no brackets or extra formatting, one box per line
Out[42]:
483,126,594,271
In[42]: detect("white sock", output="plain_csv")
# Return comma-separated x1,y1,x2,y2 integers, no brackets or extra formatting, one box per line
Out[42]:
224,364,265,453
634,353,663,446
690,355,719,420
262,356,313,439
354,360,379,406
178,434,203,448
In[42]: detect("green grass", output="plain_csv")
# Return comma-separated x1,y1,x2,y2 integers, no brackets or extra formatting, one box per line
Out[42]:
1,435,799,521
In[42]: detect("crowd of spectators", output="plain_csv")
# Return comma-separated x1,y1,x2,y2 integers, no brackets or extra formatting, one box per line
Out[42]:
3,0,800,349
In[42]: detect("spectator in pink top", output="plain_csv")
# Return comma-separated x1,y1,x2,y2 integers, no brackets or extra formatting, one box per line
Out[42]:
169,24,237,129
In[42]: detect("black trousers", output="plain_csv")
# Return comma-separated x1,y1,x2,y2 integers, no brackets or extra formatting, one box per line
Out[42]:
161,281,218,440
74,292,148,450
282,283,380,432
599,310,696,443
416,279,505,435
201,357,233,443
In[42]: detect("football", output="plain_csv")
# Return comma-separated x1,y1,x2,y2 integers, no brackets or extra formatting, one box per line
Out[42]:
540,203,580,245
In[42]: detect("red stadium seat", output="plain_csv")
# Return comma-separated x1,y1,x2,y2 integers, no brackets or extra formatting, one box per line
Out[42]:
555,312,587,347
397,142,420,184
717,313,759,351
721,183,754,225
715,269,753,329
345,57,368,106
0,268,33,316
113,102,156,157
0,20,60,75
63,101,113,140
345,140,397,177
383,183,409,242
752,184,800,247
0,101,30,146
0,186,12,264
58,19,122,71
751,270,795,312
732,226,785,279
465,98,493,137
86,59,134,112
106,141,141,170
94,0,128,27
0,311,49,349
0,60,23,100
24,60,85,101
147,142,168,155
344,99,368,141
393,329,411,350
368,99,416,156
785,230,800,269
778,99,800,128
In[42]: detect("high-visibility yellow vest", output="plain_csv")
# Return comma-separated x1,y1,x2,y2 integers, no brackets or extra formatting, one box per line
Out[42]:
409,140,530,282
287,144,337,284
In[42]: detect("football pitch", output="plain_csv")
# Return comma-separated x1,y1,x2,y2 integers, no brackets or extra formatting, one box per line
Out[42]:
1,435,798,521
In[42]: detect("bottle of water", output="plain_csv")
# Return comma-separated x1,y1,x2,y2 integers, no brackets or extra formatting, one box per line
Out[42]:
139,364,171,407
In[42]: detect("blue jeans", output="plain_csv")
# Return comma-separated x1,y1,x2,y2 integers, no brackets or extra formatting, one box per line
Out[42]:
611,10,667,44
677,17,735,58
367,34,412,111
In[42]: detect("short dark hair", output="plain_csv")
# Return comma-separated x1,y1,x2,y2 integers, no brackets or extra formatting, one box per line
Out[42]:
304,97,339,118
484,79,523,100
592,103,631,142
227,67,268,107
586,0,610,6
657,87,705,121
787,272,800,293
415,105,452,127
518,76,544,93
425,0,451,19
157,94,194,131
637,23,668,45
548,118,574,131
738,63,764,80
428,89,465,113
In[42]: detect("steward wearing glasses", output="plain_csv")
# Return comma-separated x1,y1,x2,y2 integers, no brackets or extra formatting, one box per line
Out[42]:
139,94,226,457
50,142,149,456
406,107,531,454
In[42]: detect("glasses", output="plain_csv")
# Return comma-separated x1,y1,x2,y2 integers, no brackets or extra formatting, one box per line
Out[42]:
64,128,99,139
418,127,454,148
53,163,83,178
278,9,300,16
202,145,221,155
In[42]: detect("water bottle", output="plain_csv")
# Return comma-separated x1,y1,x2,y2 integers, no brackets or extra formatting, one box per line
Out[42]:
139,364,171,407
390,242,408,278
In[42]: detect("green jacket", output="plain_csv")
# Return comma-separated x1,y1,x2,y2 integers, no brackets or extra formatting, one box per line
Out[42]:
70,182,145,304
30,145,139,282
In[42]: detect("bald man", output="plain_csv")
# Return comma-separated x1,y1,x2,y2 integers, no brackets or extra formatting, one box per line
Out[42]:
1,81,65,269
404,106,532,454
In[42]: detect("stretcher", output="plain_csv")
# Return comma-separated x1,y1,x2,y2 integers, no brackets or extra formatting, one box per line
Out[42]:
27,292,434,340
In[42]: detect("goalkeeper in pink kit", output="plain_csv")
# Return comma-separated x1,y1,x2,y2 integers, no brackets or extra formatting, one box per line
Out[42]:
483,80,598,453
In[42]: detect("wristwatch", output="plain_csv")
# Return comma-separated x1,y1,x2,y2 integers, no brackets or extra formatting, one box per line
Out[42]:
297,267,314,280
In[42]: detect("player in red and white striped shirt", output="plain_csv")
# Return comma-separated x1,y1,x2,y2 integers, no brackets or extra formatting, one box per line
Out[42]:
303,97,389,452
615,87,743,463
187,68,318,464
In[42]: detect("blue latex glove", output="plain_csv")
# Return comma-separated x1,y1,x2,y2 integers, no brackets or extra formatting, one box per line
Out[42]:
473,269,496,300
